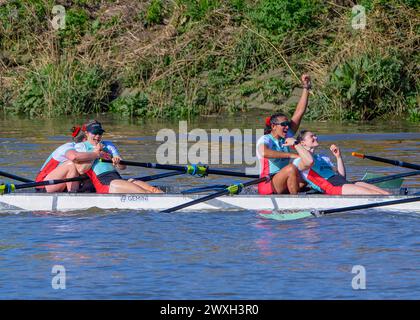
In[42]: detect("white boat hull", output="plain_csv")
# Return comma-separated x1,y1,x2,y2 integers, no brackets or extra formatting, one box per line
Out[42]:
1,193,419,213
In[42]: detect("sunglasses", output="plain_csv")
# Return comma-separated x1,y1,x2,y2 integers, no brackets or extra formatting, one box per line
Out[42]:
272,121,291,127
88,130,104,135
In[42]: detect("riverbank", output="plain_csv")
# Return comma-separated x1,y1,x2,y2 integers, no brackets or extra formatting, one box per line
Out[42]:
0,0,418,121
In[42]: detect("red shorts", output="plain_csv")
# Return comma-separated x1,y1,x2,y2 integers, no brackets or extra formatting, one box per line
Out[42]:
35,158,60,190
258,181,274,195
323,184,343,195
86,170,121,194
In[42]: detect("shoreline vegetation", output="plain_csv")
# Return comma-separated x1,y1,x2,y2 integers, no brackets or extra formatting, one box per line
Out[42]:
0,0,418,121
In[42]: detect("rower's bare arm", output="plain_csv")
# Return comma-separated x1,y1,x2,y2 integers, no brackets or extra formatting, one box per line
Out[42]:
295,145,314,170
259,144,298,159
330,144,346,178
290,74,311,133
66,149,99,163
65,149,99,174
283,138,313,170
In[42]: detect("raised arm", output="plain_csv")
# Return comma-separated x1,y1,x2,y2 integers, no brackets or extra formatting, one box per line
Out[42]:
330,144,346,178
290,74,311,133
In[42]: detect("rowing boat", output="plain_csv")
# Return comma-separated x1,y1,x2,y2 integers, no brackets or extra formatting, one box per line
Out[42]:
1,189,419,213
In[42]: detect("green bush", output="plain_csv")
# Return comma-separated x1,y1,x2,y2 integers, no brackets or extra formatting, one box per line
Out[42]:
145,0,164,26
10,62,112,117
178,0,220,22
360,0,420,10
406,94,420,122
58,8,90,47
109,92,150,117
249,0,324,41
0,0,49,42
316,52,414,120
261,78,292,103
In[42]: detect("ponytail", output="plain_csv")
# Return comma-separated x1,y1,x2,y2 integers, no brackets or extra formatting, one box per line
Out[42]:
71,126,86,143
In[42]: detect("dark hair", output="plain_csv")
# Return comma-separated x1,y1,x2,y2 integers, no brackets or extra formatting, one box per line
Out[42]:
264,113,288,135
71,126,86,143
82,119,101,132
296,130,311,143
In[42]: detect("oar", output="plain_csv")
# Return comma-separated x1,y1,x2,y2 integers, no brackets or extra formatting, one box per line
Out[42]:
162,175,273,213
0,170,33,183
0,176,87,194
359,170,420,185
100,159,259,178
181,184,228,194
352,153,420,170
264,196,420,221
130,171,184,182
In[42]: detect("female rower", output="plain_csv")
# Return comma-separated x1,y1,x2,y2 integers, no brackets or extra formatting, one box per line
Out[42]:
35,126,107,192
285,130,390,195
256,74,311,195
75,121,162,194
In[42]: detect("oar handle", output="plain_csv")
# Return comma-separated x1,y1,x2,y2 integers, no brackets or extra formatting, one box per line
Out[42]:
101,159,190,172
351,152,365,159
100,159,258,178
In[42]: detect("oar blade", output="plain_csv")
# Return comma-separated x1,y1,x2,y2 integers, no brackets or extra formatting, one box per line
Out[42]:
259,211,313,221
361,172,403,189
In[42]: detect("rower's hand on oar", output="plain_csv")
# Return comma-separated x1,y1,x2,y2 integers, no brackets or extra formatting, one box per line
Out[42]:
112,156,121,166
111,156,126,170
330,144,341,158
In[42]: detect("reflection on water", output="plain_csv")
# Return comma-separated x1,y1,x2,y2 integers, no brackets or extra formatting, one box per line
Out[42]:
253,216,322,261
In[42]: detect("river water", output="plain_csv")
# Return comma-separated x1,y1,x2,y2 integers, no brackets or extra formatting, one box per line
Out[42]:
0,114,419,299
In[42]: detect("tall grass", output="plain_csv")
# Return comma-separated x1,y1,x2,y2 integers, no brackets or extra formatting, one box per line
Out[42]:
0,0,418,121
9,61,112,117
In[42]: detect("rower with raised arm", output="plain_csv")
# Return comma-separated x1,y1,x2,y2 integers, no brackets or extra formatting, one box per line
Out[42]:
285,130,390,195
75,121,162,194
256,74,311,194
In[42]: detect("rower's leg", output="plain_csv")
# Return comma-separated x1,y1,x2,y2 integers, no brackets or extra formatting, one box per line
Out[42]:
108,179,157,193
355,182,390,195
128,178,163,193
44,161,79,192
341,184,385,195
271,164,300,194
75,161,93,175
